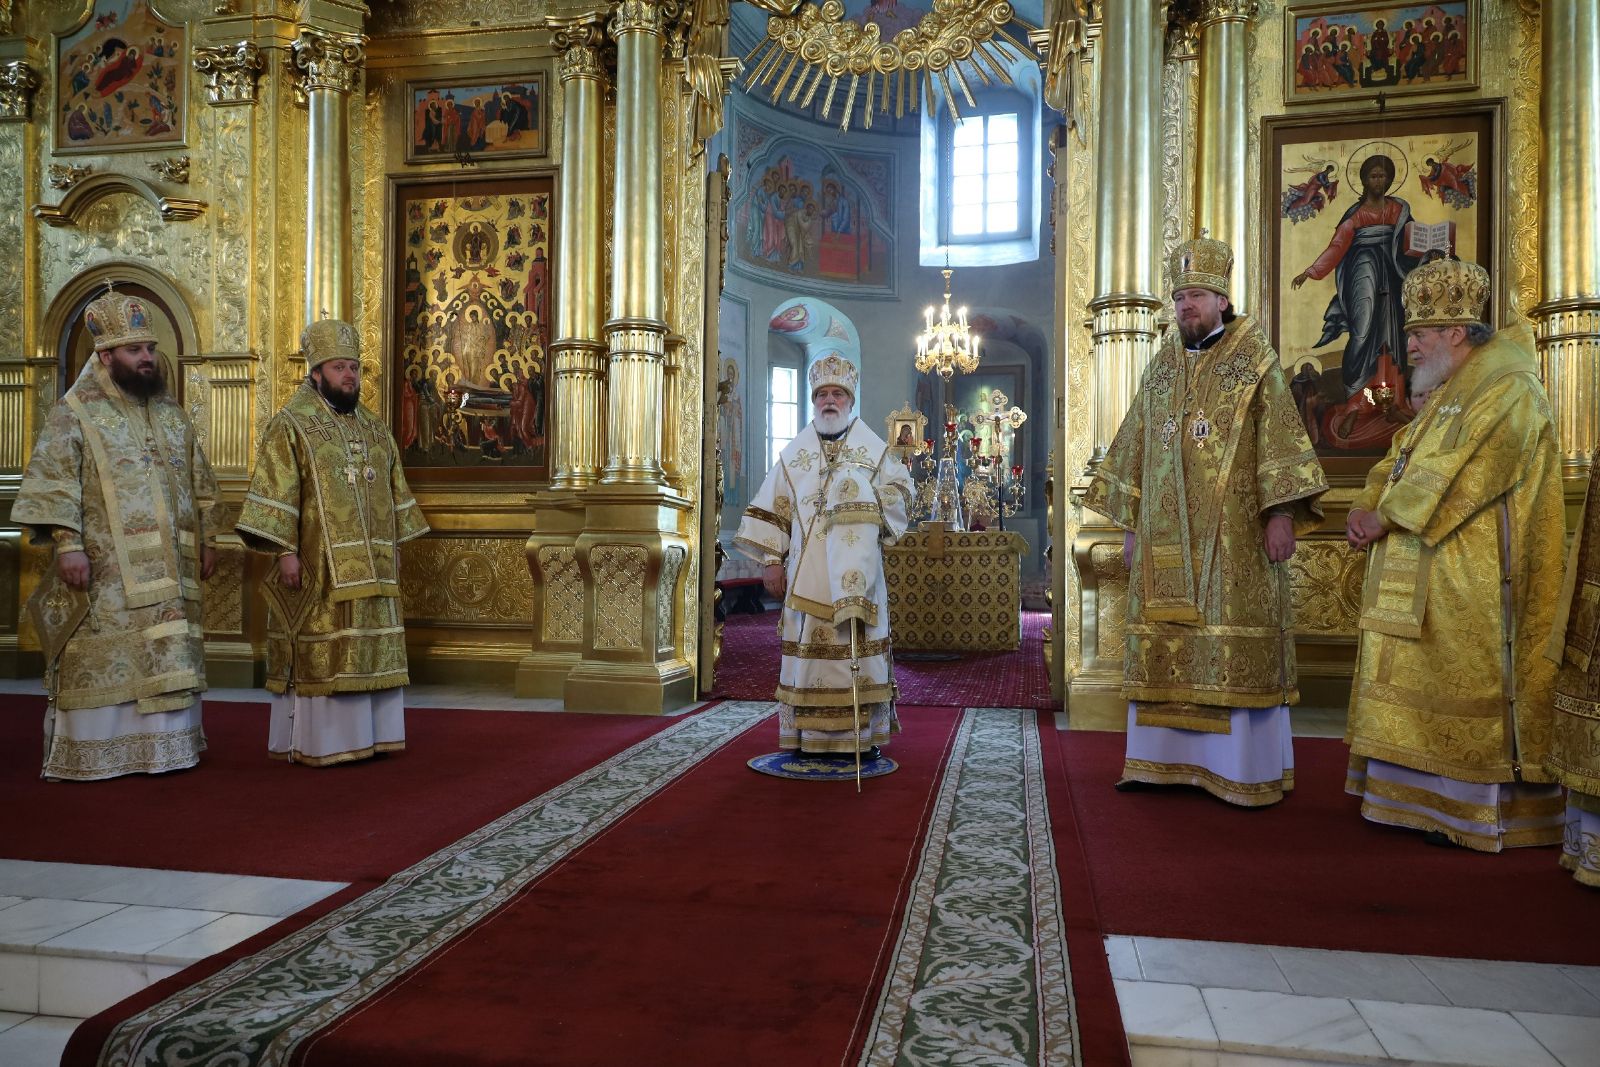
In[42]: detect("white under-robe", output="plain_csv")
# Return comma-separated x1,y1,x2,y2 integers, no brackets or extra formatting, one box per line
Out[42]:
43,698,205,782
1120,703,1294,807
268,687,406,766
1346,755,1565,852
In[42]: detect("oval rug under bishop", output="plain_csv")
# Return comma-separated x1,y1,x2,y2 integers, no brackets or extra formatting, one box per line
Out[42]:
747,751,899,780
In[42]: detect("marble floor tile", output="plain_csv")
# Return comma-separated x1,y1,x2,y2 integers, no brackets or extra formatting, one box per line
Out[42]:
176,876,345,917
71,867,242,909
0,897,23,914
1561,965,1600,1003
0,951,40,1014
147,913,282,965
1202,987,1385,1059
1132,937,1292,993
41,905,226,960
37,955,148,1018
0,860,133,901
1114,979,1219,1048
1268,945,1449,1005
0,898,124,948
0,1009,28,1034
1411,955,1600,1017
1513,1010,1600,1067
1129,1049,1221,1067
1354,998,1561,1067
0,1015,80,1067
1105,935,1142,981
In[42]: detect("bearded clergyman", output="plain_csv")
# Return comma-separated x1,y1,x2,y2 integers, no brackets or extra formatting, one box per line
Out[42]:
1345,257,1567,852
237,319,429,766
14,284,220,781
735,354,915,757
1084,235,1327,807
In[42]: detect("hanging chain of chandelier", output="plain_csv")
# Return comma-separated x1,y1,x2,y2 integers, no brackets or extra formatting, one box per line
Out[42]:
738,0,1036,131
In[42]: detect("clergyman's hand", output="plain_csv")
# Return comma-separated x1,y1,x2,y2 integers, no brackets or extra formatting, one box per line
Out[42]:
1265,513,1296,563
762,562,786,600
57,550,91,592
279,553,303,591
1345,508,1388,549
1122,530,1136,572
201,546,218,581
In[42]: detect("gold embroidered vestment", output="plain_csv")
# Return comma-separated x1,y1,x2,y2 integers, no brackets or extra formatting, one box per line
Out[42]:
1346,325,1565,785
13,360,221,713
1084,316,1327,712
236,384,429,696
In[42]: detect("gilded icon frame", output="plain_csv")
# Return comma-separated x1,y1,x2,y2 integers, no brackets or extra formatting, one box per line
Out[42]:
403,72,548,165
1283,0,1479,107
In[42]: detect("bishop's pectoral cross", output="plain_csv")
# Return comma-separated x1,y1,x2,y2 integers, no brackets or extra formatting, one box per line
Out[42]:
343,462,360,487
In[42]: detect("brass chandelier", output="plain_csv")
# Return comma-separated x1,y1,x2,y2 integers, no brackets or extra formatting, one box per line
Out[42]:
914,267,981,380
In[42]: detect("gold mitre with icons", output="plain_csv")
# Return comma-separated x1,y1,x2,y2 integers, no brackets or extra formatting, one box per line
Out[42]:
83,283,159,353
300,317,362,370
808,352,859,399
1402,257,1491,329
1168,233,1234,299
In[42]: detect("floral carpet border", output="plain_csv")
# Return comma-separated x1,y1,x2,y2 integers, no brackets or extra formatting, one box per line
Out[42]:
94,701,775,1067
860,707,1080,1066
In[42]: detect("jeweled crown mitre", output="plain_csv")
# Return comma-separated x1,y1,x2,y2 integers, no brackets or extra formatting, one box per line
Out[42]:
1168,234,1233,299
300,318,361,370
808,352,858,400
1401,257,1490,330
83,285,159,352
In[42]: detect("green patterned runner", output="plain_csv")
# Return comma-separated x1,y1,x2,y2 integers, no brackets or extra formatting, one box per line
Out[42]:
97,700,774,1067
861,707,1080,1066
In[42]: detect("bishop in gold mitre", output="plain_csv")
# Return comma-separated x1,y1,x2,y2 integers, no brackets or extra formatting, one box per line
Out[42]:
237,319,429,766
1344,257,1567,852
13,284,221,781
1084,235,1327,807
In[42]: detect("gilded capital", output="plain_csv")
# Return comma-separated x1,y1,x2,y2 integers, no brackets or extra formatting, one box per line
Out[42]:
1196,0,1259,26
292,28,366,99
611,0,664,39
0,61,40,122
549,13,608,82
0,0,12,35
194,41,266,105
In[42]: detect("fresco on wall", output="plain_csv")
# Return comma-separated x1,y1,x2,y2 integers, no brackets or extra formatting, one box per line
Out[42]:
732,120,894,295
55,0,186,153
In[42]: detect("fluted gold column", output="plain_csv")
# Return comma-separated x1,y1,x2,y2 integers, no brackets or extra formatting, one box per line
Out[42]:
291,28,363,323
1087,0,1165,457
550,14,608,490
1193,0,1256,314
602,0,667,485
1534,0,1600,474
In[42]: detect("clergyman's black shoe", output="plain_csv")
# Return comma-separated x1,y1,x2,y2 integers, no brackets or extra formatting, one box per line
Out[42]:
1114,779,1160,793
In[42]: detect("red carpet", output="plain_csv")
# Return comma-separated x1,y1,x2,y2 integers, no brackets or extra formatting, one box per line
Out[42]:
0,695,678,883
716,609,1057,709
1062,730,1600,965
90,706,966,1067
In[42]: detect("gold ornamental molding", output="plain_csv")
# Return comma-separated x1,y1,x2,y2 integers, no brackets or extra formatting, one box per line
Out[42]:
612,0,665,39
740,0,1037,130
193,41,267,106
1195,0,1258,25
148,156,190,184
291,28,366,103
33,172,207,227
0,60,40,122
46,163,92,191
549,12,609,81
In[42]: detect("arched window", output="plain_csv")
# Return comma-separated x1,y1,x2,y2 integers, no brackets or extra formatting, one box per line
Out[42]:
942,97,1029,244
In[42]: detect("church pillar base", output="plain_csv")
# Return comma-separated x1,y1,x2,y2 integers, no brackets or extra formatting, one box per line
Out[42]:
516,490,590,699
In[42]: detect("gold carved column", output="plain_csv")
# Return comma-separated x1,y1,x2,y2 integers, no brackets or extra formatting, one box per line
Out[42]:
291,27,363,323
518,13,610,699
1072,0,1166,728
1086,0,1165,458
1192,0,1256,313
1534,0,1600,474
563,0,694,714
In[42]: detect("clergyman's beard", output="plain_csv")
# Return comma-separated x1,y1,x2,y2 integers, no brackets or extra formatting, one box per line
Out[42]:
1179,316,1221,348
813,410,850,436
1408,356,1452,401
317,376,360,415
109,361,166,400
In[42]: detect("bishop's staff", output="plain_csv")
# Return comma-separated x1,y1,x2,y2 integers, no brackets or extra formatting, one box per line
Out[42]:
848,616,863,793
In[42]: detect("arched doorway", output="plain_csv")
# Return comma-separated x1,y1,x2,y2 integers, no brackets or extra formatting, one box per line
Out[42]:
43,263,197,399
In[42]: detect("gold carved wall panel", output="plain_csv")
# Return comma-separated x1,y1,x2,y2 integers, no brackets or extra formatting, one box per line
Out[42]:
658,545,684,655
592,544,647,651
1284,539,1364,638
539,545,582,643
201,545,245,635
1088,543,1128,661
400,537,535,625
